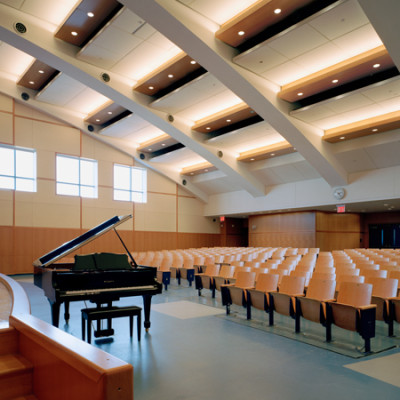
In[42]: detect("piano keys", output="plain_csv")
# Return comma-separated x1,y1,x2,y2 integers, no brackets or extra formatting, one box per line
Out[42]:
33,215,162,331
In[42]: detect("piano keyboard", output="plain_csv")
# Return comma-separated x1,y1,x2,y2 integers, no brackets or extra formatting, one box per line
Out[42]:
64,285,156,295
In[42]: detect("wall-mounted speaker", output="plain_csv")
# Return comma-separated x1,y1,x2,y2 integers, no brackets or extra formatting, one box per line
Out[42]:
21,92,29,101
87,125,94,132
14,22,27,34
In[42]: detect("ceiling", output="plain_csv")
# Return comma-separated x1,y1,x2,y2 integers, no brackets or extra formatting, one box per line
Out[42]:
0,0,399,216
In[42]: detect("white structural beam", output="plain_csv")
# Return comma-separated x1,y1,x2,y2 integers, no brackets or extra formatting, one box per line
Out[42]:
0,3,265,198
120,0,348,188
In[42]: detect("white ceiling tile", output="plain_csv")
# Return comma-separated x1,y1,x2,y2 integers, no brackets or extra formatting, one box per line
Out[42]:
261,60,309,86
324,93,374,114
362,78,400,102
334,148,376,173
178,0,256,25
64,88,109,115
78,44,120,70
111,8,145,33
20,0,77,27
0,43,33,77
332,24,383,57
35,74,87,106
100,114,149,138
293,42,345,72
365,141,400,169
87,26,142,58
291,104,336,124
309,0,369,40
268,24,328,59
234,44,288,74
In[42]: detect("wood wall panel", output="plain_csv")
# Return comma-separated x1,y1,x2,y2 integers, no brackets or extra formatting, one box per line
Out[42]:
248,212,316,248
316,232,361,251
315,212,361,251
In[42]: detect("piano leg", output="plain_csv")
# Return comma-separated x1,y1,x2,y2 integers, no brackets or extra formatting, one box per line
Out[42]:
142,294,153,331
49,300,61,328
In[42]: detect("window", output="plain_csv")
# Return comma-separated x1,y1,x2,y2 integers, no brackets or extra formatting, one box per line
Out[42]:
56,154,97,198
114,164,147,203
0,145,36,192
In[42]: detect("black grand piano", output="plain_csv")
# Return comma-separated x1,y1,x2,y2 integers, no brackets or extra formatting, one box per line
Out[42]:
33,215,162,331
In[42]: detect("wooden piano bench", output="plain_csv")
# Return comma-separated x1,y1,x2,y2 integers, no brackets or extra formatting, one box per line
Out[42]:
81,305,142,344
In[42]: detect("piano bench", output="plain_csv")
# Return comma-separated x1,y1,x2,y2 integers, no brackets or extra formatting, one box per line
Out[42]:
81,305,142,344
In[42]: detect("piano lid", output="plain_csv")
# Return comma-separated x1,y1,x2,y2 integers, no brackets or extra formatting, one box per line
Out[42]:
33,215,132,267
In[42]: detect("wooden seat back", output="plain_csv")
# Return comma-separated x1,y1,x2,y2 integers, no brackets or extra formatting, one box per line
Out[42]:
234,271,256,289
336,282,372,307
366,277,398,298
278,275,305,296
306,278,336,300
254,273,279,292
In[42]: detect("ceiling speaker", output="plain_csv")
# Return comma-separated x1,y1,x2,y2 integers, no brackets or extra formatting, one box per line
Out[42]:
21,92,29,101
14,22,27,34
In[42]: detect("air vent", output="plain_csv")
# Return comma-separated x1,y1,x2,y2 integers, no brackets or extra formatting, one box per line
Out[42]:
14,22,27,34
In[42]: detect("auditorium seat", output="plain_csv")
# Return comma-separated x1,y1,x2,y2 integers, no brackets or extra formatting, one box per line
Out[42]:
246,273,279,319
221,271,256,317
194,263,220,297
268,275,306,327
326,282,376,353
366,277,398,336
295,278,336,334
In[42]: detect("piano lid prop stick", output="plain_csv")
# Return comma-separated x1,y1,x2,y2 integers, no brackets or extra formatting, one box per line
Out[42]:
113,228,138,268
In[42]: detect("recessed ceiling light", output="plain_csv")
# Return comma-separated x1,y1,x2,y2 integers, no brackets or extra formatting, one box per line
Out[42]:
373,63,380,68
29,81,34,85
107,111,112,115
372,128,378,132
71,31,78,36
168,74,174,78
87,12,94,18
148,86,154,90
205,169,208,172
297,92,303,96
332,79,339,83
274,8,281,14
270,153,275,156
190,172,194,175
250,158,255,161
238,31,245,36
161,143,166,146
190,60,196,64
226,119,231,122
95,119,100,122
38,70,44,74
206,127,211,130
148,148,152,151
340,136,345,140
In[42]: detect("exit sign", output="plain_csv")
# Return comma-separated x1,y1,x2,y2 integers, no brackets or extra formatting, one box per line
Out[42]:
336,205,346,213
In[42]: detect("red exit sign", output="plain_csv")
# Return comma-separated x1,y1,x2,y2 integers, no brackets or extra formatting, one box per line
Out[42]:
336,205,346,213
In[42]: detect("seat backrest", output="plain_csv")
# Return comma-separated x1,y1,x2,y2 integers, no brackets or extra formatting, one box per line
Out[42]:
366,277,398,298
306,278,336,300
336,282,372,307
278,275,305,295
312,272,336,281
255,273,279,292
235,271,256,288
363,269,387,279
336,274,365,292
204,263,220,276
219,265,235,278
389,271,400,288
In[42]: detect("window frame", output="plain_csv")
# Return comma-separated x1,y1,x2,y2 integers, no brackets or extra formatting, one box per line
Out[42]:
0,144,37,192
113,163,147,203
56,153,98,198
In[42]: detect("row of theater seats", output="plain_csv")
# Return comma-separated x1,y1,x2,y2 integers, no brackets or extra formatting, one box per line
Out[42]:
134,246,400,353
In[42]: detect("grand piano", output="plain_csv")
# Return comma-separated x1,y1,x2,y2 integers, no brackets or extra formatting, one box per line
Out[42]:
33,215,162,332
